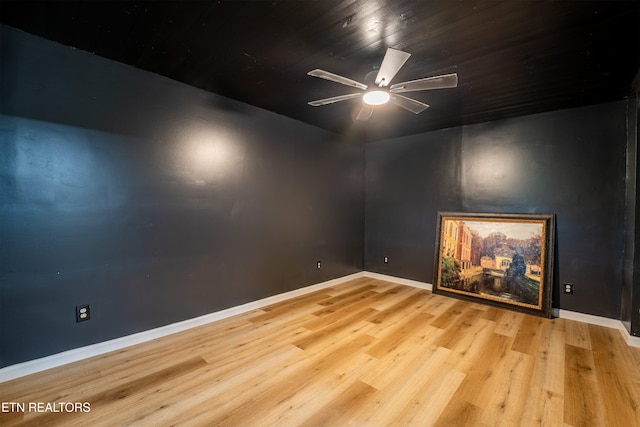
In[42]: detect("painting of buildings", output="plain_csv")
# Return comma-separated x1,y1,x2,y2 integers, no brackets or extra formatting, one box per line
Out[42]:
436,214,551,315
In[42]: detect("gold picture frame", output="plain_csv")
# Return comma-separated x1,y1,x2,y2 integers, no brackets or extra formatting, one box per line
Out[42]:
434,212,555,317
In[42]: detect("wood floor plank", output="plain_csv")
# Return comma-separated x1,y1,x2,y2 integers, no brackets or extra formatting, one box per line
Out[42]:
564,318,592,349
315,283,378,307
434,306,485,349
312,288,378,315
422,294,458,317
248,292,332,322
321,277,377,296
494,309,525,337
369,284,423,311
2,279,639,427
392,366,466,426
443,317,497,374
429,299,468,329
481,306,505,322
348,346,453,426
294,307,378,350
275,353,381,427
520,386,564,427
511,314,544,355
563,343,606,426
11,356,209,427
120,344,308,427
365,293,434,339
365,312,434,359
297,380,379,427
367,289,428,324
434,399,484,427
205,334,378,426
475,349,535,426
199,325,311,375
444,332,512,405
359,324,445,390
302,293,379,331
588,324,640,426
531,324,565,395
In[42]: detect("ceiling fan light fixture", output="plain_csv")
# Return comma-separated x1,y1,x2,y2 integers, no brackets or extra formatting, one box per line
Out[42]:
362,90,390,105
308,48,457,120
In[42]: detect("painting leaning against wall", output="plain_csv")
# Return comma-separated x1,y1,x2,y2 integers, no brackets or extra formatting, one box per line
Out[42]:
434,212,555,318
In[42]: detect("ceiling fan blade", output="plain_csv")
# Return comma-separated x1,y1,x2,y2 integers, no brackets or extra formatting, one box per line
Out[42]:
390,94,430,114
375,48,411,87
308,93,363,106
389,73,458,93
355,105,374,121
308,69,368,90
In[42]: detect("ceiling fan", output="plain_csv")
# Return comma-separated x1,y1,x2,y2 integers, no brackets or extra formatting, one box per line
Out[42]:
307,48,457,121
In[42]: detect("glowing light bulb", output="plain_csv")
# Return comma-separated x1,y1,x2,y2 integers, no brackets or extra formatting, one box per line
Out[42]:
362,90,390,105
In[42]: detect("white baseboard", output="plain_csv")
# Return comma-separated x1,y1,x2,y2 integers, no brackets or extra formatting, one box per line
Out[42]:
0,272,365,383
555,308,621,329
361,271,433,291
556,309,640,348
1,270,638,382
370,273,640,349
370,272,640,349
618,322,640,348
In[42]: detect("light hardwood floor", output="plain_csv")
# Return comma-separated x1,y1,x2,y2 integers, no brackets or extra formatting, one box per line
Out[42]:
1,277,640,426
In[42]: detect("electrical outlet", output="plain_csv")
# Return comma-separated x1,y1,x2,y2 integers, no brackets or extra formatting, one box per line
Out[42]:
383,256,389,264
563,283,574,295
76,305,91,322
316,260,321,269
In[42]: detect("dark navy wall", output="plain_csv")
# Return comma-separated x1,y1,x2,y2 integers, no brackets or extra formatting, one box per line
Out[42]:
631,88,640,336
365,127,462,281
635,98,640,335
0,27,363,367
365,102,627,319
622,95,638,333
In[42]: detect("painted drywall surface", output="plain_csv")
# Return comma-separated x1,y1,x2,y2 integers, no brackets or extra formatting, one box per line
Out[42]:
364,127,462,279
633,92,640,335
0,27,364,367
621,95,638,333
365,102,627,319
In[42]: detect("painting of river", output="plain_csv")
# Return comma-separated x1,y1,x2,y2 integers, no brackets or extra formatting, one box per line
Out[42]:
434,212,555,317
447,269,540,306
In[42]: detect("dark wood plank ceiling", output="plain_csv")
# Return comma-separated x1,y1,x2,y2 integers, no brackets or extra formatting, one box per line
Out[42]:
1,0,638,140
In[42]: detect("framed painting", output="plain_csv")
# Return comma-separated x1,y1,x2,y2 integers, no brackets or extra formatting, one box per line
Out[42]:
434,212,555,318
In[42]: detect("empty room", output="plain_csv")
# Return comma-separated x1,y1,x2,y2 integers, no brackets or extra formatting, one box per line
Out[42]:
1,1,639,426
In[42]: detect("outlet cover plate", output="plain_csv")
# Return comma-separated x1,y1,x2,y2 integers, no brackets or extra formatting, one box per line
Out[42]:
76,305,91,322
